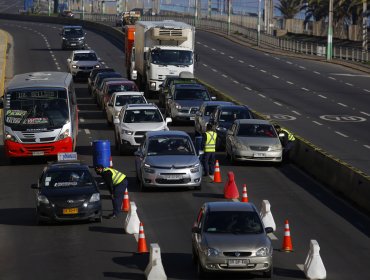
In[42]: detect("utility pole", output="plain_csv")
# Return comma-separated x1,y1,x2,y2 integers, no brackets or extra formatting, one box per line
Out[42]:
363,0,368,52
227,0,231,35
326,0,333,60
257,0,261,46
194,0,198,27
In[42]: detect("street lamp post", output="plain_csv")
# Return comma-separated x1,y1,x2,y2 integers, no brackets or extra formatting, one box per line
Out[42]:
363,0,368,52
227,0,231,35
194,0,198,27
327,0,334,60
257,0,261,46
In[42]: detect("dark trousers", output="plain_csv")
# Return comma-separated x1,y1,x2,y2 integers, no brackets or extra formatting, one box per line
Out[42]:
203,152,215,176
112,179,127,216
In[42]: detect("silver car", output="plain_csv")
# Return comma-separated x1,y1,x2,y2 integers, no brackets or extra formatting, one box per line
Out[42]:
67,50,102,80
135,131,202,191
226,119,283,163
192,202,273,278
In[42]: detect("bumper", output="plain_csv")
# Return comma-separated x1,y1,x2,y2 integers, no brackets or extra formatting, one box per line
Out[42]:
71,69,94,79
232,149,282,162
5,137,73,158
62,41,85,49
141,168,202,188
119,135,143,149
171,110,196,122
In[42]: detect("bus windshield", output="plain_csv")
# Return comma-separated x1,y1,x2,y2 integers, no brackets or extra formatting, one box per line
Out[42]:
5,89,69,129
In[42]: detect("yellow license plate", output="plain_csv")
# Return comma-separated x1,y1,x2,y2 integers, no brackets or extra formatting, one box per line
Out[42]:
63,208,78,214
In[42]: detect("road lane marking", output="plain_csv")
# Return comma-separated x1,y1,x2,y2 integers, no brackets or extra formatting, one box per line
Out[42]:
220,52,225,55
204,44,208,47
233,80,239,84
258,94,266,98
286,61,293,64
260,69,266,73
274,57,280,60
244,86,251,91
212,48,216,51
229,56,234,59
301,87,309,91
345,83,353,86
84,129,90,135
364,145,370,149
222,74,228,78
249,64,255,68
313,121,323,125
292,110,301,115
337,102,348,107
360,111,370,116
313,71,320,74
202,63,208,67
286,81,293,85
80,118,85,123
335,131,348,137
238,60,244,63
274,102,282,106
363,89,370,93
272,75,279,79
212,68,217,72
299,66,306,69
328,77,336,80
318,94,327,99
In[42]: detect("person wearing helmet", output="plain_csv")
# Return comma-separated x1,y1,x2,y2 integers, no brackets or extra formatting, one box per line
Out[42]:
95,164,128,219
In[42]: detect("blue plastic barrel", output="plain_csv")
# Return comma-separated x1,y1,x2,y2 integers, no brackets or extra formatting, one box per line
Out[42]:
93,140,111,167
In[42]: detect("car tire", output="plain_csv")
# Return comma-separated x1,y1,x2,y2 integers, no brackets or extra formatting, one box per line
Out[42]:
197,259,207,279
263,266,273,278
94,215,102,223
35,212,44,225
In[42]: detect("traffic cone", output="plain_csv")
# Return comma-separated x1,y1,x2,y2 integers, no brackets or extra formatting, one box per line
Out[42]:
213,160,222,183
224,171,239,199
241,184,248,202
281,219,293,252
121,188,130,212
109,156,113,167
137,222,148,253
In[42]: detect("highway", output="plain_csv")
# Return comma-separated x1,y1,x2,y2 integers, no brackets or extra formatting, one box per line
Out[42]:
0,18,369,280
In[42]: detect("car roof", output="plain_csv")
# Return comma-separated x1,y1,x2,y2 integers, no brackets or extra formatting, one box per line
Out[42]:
174,83,205,89
217,104,250,110
113,91,144,96
236,119,270,125
46,161,90,172
62,25,82,29
73,50,96,54
124,103,158,110
147,130,189,138
205,201,257,212
105,79,134,85
202,101,234,107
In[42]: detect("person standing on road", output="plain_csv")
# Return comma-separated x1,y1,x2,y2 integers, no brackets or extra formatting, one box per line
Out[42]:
202,123,217,180
94,164,128,219
274,125,296,161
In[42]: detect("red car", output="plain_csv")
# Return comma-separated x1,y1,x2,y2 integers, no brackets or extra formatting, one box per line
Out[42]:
100,80,139,110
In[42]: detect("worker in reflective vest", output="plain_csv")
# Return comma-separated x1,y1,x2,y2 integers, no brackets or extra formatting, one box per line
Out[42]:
202,123,217,179
274,125,296,162
95,164,128,219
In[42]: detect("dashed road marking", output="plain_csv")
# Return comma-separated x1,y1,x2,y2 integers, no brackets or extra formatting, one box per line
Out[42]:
364,145,370,149
274,57,280,60
244,86,251,91
260,69,266,73
212,48,216,51
204,44,208,48
313,71,320,74
335,131,348,137
233,80,239,84
364,89,370,93
249,64,255,68
301,87,309,91
345,83,353,86
238,60,244,63
202,63,208,67
274,102,282,106
80,118,85,123
220,52,225,55
313,121,323,125
329,77,336,80
229,56,234,59
292,110,301,115
212,68,217,72
299,66,306,69
337,102,348,107
84,129,91,135
318,95,327,99
360,111,370,116
286,61,293,64
272,75,279,79
286,81,293,85
258,94,266,98
222,74,228,78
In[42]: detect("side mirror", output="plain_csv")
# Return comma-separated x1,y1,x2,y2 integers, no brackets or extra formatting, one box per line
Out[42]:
165,117,172,124
31,183,39,189
265,227,274,234
211,96,216,101
67,58,71,63
131,70,137,80
113,118,120,124
278,133,285,138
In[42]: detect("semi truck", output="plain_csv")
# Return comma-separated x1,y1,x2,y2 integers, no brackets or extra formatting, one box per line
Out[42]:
131,20,196,96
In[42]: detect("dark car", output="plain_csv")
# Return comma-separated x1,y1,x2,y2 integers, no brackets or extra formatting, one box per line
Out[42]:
209,105,253,150
91,72,123,99
88,68,115,95
60,25,85,50
31,154,102,224
59,10,74,18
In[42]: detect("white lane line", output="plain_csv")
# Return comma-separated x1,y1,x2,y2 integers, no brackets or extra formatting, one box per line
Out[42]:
229,56,234,59
249,64,255,68
286,81,294,85
360,111,370,116
212,68,218,72
274,57,280,60
274,102,282,106
272,75,279,79
57,66,61,70
301,87,309,91
337,102,348,107
364,145,370,149
313,121,323,126
297,264,304,271
318,94,327,99
233,80,239,84
196,41,201,44
286,61,293,64
345,83,353,86
222,74,228,78
202,63,208,67
364,89,370,93
335,131,349,138
212,48,216,51
328,77,336,80
268,233,278,240
80,118,85,123
264,53,270,56
313,71,320,74
292,110,301,116
84,129,91,135
220,52,225,55
299,66,306,69
53,58,57,61
258,94,266,98
204,44,208,47
260,69,266,73
238,60,244,63
244,86,251,91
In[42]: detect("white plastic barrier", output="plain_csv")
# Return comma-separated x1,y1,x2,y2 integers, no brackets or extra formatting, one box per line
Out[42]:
259,200,276,231
123,201,140,234
145,243,167,280
304,240,327,279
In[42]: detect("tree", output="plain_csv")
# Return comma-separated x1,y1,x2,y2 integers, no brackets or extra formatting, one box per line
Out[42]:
276,0,304,19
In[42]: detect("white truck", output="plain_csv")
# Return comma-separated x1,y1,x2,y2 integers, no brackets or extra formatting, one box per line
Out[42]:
131,20,195,96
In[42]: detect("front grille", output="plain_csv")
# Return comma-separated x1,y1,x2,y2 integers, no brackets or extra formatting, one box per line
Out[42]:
155,178,191,184
190,107,198,114
250,146,269,151
21,137,55,143
79,66,94,70
135,131,147,136
25,145,54,152
159,173,186,176
54,199,85,208
223,252,252,257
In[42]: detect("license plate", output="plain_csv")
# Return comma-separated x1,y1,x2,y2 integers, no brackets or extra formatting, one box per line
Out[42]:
32,151,44,156
228,259,248,267
63,208,78,214
190,117,195,120
71,43,76,46
254,153,266,158
164,175,182,180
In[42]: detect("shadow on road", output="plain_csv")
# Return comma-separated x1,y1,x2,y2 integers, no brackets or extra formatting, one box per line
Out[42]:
89,226,124,235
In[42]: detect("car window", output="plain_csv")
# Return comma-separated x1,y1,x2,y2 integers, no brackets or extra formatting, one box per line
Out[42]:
43,170,94,188
123,109,163,123
147,136,194,156
108,83,138,94
204,105,218,116
204,211,263,234
219,109,251,122
73,53,97,61
174,89,210,100
115,95,146,106
237,124,276,137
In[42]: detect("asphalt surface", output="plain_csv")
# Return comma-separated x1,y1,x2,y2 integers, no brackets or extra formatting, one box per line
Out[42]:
0,19,369,280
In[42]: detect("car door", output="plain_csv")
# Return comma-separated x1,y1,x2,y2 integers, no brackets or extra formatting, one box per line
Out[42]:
192,206,206,255
135,140,146,179
226,122,237,155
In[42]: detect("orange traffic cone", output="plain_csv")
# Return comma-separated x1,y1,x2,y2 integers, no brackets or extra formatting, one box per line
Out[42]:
241,184,249,202
281,219,293,252
109,156,113,167
213,160,222,183
137,222,148,253
121,188,130,212
224,171,239,199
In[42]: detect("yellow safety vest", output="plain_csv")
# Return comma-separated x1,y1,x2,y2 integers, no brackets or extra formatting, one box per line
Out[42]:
103,167,126,185
204,131,217,152
281,128,295,141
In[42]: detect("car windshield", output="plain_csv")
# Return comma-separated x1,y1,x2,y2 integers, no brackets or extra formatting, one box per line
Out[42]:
96,74,122,88
219,109,251,122
237,124,277,138
115,95,146,106
147,136,194,156
123,109,163,123
204,211,263,234
43,169,94,188
174,89,210,100
64,28,83,36
151,49,193,66
204,105,218,116
73,53,97,61
108,83,137,94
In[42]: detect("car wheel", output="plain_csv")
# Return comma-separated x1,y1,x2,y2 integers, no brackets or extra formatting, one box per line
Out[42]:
197,258,207,278
94,215,102,223
263,266,273,278
35,212,44,225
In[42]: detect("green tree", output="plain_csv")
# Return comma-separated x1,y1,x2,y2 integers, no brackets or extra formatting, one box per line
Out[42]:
276,0,304,19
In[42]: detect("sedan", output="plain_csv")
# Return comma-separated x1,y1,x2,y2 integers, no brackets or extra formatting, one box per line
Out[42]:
67,50,102,81
135,131,202,191
226,119,283,163
192,202,273,278
31,155,102,224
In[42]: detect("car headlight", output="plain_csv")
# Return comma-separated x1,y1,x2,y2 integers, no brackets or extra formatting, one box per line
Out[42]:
270,143,282,151
205,248,220,257
216,126,227,132
62,37,66,40
256,247,269,257
175,103,182,109
58,129,70,140
78,37,85,41
89,193,100,202
122,129,133,135
72,65,77,69
150,82,156,90
190,163,200,173
37,195,49,204
5,133,18,143
144,163,155,174
94,64,100,68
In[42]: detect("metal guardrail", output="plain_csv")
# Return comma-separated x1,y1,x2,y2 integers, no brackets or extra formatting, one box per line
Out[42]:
80,13,369,63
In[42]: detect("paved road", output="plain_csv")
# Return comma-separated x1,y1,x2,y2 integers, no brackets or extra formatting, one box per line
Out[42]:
0,19,369,280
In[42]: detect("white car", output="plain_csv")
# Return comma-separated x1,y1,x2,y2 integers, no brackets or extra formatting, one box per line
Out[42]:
114,104,172,155
106,91,147,124
67,50,102,80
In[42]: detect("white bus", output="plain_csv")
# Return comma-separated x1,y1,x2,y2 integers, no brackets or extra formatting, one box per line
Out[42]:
1,72,78,159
